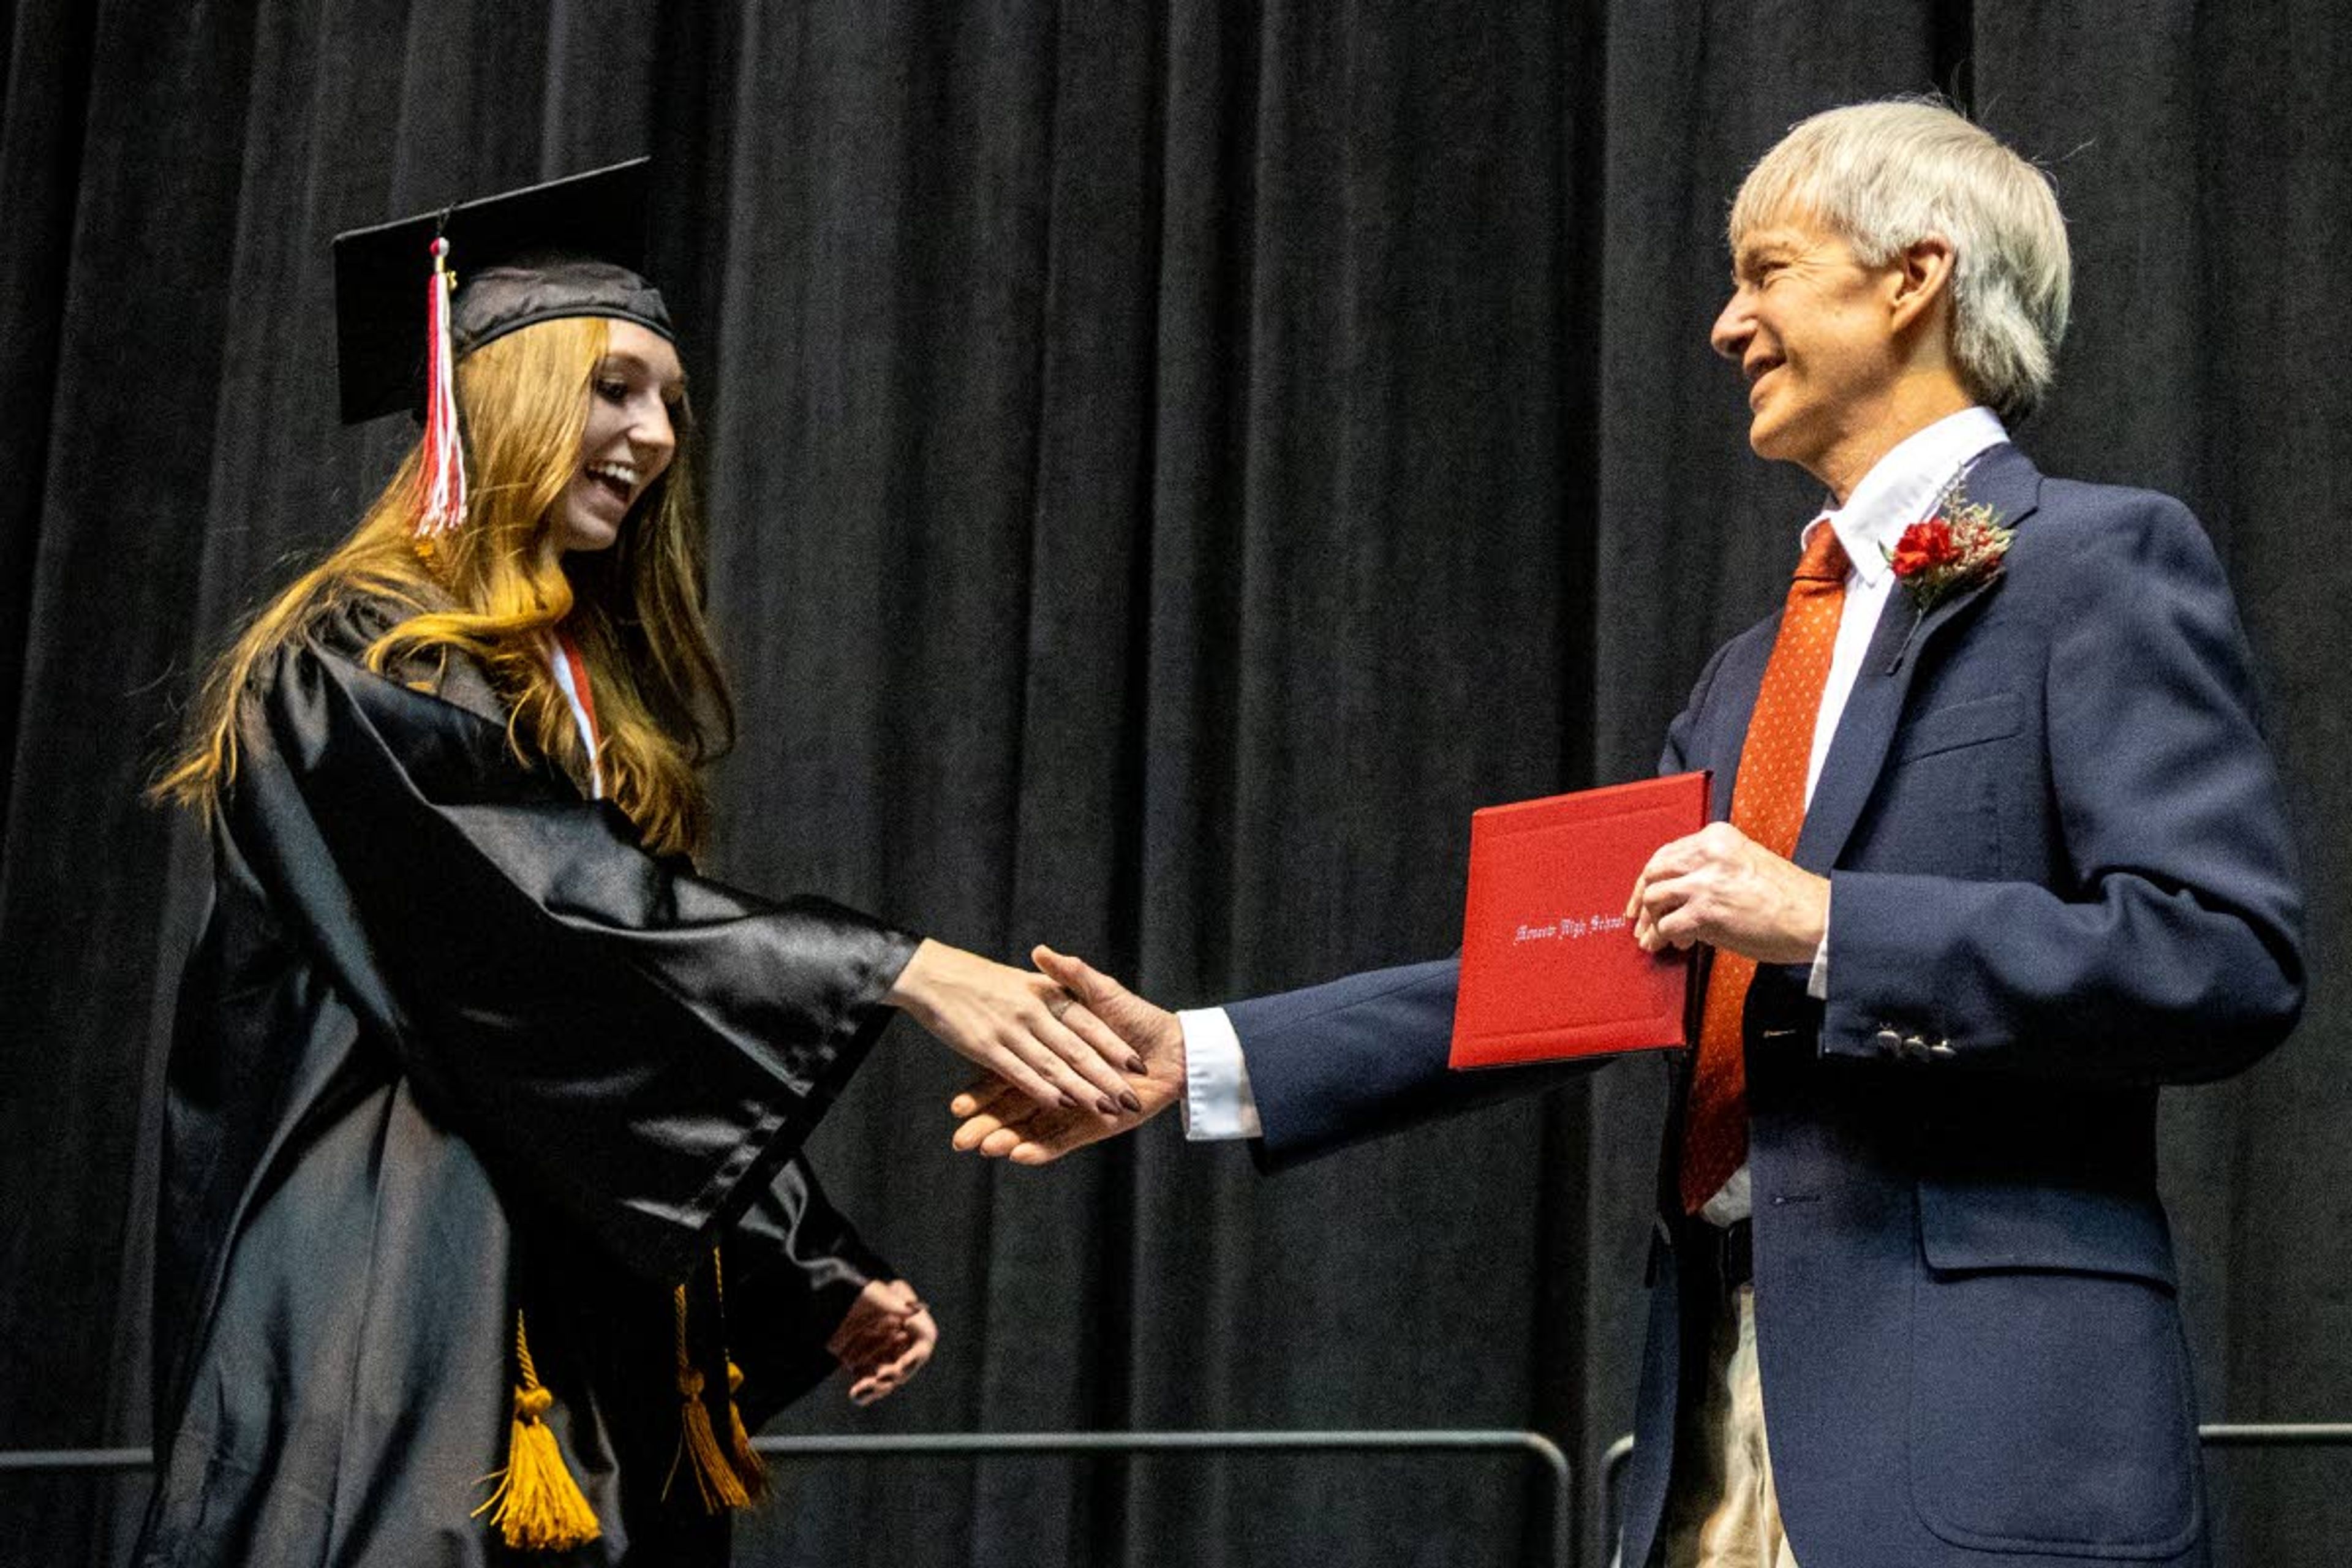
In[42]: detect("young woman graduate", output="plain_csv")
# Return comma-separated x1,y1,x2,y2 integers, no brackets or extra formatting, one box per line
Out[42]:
137,162,1144,1567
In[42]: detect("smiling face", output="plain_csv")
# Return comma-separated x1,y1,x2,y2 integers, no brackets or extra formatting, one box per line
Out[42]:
1710,210,1915,497
556,320,685,554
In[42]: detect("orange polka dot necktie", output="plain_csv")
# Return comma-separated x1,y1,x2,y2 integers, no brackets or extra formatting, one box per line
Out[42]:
1678,523,1850,1215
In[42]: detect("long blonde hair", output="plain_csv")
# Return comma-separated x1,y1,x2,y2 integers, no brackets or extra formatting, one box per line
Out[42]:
154,316,734,858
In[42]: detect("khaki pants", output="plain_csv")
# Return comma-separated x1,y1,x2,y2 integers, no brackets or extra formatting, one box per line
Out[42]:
1656,1284,1801,1568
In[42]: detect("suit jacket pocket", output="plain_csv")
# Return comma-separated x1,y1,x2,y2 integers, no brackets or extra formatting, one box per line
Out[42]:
1853,692,2020,878
1917,1175,2178,1287
1909,1178,2201,1557
1888,690,2024,766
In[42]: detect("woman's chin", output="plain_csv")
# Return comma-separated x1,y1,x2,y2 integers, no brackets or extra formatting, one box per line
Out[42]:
557,507,623,554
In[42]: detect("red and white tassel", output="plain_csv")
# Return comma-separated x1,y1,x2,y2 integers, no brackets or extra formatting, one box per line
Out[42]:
417,235,467,537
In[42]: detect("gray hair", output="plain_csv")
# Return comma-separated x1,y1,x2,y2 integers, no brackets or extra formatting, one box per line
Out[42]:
1729,99,2071,422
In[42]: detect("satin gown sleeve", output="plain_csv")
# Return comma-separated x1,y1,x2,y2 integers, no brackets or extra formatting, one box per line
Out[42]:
719,1155,897,1425
225,603,921,1286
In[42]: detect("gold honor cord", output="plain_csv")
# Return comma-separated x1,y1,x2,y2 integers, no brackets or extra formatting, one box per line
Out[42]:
475,1310,601,1551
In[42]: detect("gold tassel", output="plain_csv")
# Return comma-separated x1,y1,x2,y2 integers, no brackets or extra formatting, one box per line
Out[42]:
722,1359,769,1501
667,1282,750,1511
712,1249,771,1501
475,1311,601,1551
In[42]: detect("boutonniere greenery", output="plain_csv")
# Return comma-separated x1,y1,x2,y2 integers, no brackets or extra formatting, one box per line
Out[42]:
1885,484,2014,615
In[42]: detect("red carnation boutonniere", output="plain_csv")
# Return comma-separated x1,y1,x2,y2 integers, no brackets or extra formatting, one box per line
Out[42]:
1885,489,2014,616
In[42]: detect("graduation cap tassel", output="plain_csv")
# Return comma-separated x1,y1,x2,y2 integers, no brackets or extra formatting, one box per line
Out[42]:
711,1248,771,1501
667,1282,751,1512
475,1311,601,1551
415,235,468,537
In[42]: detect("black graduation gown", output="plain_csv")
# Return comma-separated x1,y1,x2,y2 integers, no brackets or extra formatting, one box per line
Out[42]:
133,599,921,1566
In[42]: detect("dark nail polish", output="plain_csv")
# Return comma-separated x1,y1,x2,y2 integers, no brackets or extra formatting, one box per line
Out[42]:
1126,1055,1148,1074
1097,1095,1121,1116
1118,1090,1144,1113
1058,1091,1080,1110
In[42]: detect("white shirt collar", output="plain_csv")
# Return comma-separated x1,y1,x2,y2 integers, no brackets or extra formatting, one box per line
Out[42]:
1803,407,2008,587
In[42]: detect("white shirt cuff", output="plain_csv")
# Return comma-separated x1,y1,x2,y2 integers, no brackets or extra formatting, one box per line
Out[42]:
1178,1007,1262,1140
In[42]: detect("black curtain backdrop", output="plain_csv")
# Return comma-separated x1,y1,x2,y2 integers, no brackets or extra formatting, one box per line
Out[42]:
2,3,2346,1565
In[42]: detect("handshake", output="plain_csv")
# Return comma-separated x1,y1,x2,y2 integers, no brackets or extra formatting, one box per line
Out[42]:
878,812,1824,1165
882,940,1181,1166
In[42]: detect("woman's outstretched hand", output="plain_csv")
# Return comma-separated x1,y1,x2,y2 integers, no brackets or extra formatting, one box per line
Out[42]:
948,946,1186,1164
886,938,1147,1114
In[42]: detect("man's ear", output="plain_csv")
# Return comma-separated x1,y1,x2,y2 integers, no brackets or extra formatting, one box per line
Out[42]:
1889,235,1958,336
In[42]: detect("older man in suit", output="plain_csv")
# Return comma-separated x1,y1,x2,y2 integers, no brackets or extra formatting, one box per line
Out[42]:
956,101,2304,1567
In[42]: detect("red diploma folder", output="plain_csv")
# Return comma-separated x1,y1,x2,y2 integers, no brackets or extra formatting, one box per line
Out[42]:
1449,771,1710,1069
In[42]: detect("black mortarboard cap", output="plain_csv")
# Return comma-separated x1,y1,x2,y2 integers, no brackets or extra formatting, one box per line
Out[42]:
331,158,673,425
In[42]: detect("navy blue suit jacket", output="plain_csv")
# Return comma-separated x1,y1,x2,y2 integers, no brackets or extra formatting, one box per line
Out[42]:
1224,447,2304,1567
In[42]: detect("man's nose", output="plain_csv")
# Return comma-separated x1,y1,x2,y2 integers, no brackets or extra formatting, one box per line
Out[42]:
1709,290,1754,361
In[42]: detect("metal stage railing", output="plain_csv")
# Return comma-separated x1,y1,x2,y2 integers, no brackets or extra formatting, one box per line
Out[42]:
17,1422,2351,1567
0,1428,1575,1568
1597,1425,2352,1561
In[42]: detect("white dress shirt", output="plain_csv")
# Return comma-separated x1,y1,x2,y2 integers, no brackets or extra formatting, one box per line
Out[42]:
1179,408,2012,1221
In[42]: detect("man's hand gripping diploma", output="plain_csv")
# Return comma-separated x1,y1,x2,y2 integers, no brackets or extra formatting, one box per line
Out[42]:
1626,820,1829,965
949,946,1185,1164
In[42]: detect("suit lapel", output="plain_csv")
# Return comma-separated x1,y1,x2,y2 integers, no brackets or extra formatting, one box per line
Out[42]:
1790,593,1918,872
1705,632,1773,819
1789,443,2042,873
